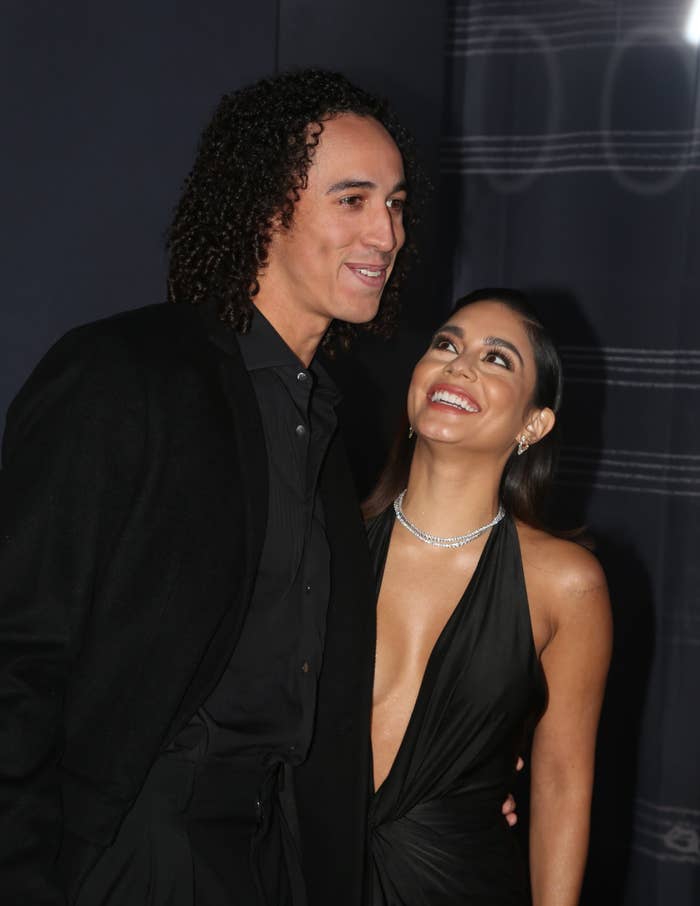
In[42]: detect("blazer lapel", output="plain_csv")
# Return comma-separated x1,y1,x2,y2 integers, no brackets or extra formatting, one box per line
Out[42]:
202,302,268,583
225,363,266,578
164,303,270,741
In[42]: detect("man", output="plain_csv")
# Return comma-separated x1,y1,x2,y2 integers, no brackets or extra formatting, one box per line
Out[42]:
1,69,518,906
0,69,417,906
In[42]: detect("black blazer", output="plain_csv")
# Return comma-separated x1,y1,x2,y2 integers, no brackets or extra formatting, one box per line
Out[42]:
0,302,376,905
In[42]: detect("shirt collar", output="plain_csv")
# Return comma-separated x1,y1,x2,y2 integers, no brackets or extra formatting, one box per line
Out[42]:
311,355,342,408
237,309,342,406
237,309,301,372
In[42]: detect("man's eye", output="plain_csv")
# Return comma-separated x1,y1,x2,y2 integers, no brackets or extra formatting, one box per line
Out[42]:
386,197,405,212
339,195,363,207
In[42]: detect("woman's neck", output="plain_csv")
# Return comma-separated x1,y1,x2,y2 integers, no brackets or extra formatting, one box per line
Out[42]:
401,441,505,540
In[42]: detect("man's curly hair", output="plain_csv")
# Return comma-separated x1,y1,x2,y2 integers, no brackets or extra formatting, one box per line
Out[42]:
166,68,423,353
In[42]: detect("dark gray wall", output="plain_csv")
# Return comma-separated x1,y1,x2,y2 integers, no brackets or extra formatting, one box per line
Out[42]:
1,1,447,425
2,1,279,417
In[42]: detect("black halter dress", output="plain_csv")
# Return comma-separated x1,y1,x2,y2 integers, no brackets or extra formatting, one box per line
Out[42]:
367,509,545,906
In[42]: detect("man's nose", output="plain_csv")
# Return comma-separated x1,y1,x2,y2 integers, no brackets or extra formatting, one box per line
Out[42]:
364,203,399,253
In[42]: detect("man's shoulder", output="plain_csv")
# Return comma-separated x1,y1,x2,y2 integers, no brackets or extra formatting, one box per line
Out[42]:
39,302,232,383
11,303,233,424
63,302,203,357
6,303,246,455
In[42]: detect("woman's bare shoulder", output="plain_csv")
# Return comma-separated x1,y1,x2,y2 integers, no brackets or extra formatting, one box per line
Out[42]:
515,521,608,608
516,522,611,660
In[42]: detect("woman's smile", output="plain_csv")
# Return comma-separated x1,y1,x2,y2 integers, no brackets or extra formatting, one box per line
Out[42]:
426,383,481,413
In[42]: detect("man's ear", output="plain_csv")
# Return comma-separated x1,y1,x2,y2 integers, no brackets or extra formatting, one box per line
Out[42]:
269,210,284,232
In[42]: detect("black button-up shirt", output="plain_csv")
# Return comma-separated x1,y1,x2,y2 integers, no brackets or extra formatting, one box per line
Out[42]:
191,310,340,765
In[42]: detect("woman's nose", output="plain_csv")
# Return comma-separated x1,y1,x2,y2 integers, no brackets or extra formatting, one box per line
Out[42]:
445,353,477,380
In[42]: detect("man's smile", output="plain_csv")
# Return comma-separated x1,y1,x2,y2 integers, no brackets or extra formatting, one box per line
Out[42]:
344,262,390,287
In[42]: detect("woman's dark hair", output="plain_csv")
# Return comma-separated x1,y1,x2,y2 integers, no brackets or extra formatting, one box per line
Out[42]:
166,68,423,354
363,288,564,530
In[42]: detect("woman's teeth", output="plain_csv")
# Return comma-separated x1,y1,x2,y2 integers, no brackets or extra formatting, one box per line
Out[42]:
430,390,479,412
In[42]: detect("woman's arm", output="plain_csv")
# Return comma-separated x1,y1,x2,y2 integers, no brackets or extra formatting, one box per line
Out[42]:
528,543,612,906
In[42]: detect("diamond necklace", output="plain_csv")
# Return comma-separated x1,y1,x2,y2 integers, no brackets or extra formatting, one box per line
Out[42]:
393,490,505,549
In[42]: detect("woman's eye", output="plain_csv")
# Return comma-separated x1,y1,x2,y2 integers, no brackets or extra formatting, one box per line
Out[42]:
339,195,363,207
432,334,457,354
483,349,512,369
386,197,405,212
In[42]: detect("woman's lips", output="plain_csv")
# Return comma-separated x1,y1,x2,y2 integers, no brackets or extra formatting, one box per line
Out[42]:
426,384,481,413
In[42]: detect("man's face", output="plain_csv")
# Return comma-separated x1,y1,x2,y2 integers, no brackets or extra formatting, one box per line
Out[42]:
261,113,407,330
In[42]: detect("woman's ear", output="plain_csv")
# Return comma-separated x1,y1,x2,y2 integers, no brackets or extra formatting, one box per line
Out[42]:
519,407,556,447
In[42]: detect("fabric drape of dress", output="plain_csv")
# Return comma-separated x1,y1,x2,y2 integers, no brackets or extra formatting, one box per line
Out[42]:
367,510,545,905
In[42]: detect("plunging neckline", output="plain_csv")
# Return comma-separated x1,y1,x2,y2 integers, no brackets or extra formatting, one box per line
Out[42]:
366,508,546,906
370,511,503,797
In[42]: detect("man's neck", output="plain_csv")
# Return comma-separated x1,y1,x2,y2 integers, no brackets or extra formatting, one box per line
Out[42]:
252,297,330,367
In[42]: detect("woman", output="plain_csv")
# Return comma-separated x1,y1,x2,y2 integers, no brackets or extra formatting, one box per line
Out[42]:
364,289,612,905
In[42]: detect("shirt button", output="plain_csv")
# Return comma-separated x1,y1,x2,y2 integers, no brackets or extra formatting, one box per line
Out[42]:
295,424,306,438
301,661,310,674
305,584,312,594
297,371,308,382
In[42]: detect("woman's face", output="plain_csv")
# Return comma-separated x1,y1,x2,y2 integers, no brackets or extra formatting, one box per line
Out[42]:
407,300,545,458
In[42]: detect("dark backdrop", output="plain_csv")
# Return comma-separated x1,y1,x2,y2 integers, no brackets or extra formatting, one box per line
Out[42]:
1,0,445,422
440,3,700,906
3,3,699,905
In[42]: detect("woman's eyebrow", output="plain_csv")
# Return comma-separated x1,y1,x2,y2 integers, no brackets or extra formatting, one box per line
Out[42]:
434,324,463,338
483,336,524,366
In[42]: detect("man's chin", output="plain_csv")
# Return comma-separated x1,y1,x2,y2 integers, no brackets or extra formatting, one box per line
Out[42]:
335,295,384,326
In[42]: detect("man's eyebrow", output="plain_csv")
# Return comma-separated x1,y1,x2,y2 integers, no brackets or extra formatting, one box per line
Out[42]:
325,178,408,195
483,336,524,366
326,179,375,194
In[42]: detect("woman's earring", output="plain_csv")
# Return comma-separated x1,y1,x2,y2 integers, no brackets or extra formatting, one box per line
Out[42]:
408,425,415,440
517,435,530,455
